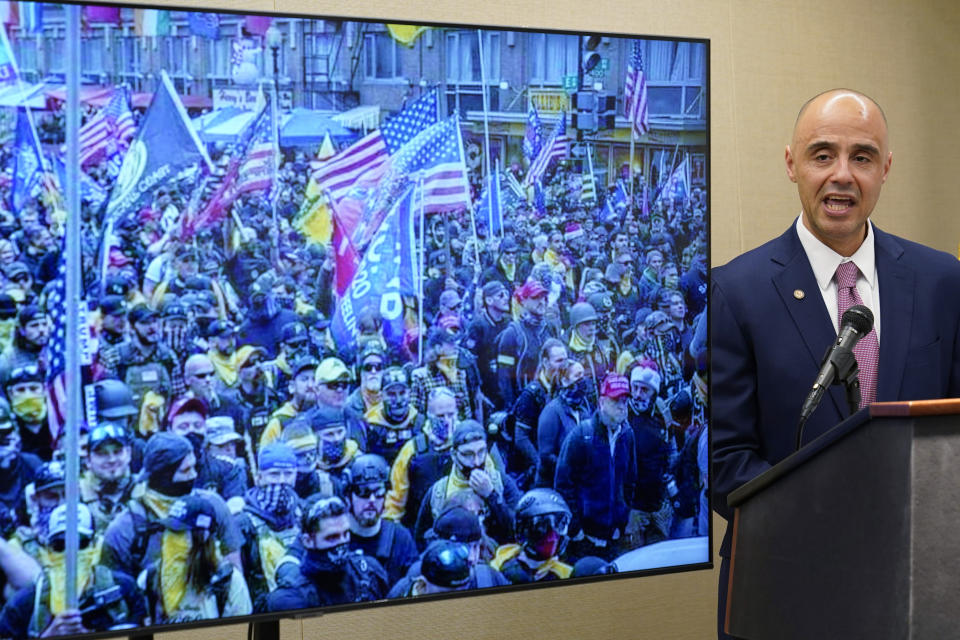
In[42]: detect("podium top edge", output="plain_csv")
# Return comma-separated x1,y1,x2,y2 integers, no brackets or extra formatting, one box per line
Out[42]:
870,398,960,417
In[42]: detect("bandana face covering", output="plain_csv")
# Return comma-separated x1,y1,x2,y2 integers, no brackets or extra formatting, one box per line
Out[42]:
11,392,46,422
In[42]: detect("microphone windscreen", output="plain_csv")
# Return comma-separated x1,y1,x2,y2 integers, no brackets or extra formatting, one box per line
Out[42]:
841,304,874,334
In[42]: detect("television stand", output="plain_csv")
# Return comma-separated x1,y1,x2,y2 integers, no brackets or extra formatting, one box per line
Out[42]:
250,620,280,640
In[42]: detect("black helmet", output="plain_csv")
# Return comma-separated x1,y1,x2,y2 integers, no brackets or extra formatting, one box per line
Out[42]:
515,488,571,561
94,379,138,419
420,540,471,589
346,454,389,490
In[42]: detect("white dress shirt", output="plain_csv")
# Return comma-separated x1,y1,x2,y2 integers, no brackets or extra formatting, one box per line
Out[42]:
795,215,881,341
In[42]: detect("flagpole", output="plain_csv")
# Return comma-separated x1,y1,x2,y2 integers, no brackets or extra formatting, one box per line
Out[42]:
477,29,491,182
629,125,636,215
269,81,280,252
64,2,82,610
417,173,425,366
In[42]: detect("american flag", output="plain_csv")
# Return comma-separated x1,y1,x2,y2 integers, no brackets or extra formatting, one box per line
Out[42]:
79,88,136,169
382,117,471,214
43,252,68,441
523,103,543,165
234,97,275,195
523,113,568,187
624,40,649,136
311,89,439,204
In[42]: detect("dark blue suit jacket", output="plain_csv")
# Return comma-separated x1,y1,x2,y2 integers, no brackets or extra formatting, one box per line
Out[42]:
711,223,960,556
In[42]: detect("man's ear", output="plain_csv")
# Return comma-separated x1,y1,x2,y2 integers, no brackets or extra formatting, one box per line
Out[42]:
785,145,798,183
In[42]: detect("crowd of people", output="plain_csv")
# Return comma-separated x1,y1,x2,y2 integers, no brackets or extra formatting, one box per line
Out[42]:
0,103,709,636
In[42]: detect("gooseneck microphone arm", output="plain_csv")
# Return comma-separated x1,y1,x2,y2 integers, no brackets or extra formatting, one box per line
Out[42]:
795,305,874,450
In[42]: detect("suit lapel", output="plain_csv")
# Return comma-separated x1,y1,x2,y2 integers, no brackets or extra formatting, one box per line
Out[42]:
769,227,848,418
874,229,913,401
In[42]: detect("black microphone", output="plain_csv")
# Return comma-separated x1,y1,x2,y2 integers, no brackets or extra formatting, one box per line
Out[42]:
796,304,874,448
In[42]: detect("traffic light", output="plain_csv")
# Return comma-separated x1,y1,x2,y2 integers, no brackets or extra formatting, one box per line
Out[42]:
571,90,597,131
582,35,603,75
596,94,617,130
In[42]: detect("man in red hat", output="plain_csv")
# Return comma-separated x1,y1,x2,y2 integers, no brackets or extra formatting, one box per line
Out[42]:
495,278,558,409
554,373,638,562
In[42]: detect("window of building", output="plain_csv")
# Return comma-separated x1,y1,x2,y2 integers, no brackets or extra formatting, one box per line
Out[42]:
446,30,500,84
638,40,706,119
363,32,403,80
528,33,578,85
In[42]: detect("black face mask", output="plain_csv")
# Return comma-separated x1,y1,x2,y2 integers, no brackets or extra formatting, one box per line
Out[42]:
563,378,591,408
150,474,195,497
303,543,349,576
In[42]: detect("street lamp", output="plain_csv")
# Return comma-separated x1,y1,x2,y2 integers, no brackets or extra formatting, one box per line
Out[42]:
265,25,282,81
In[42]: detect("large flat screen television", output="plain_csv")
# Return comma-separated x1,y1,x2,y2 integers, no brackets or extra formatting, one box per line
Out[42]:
0,2,709,637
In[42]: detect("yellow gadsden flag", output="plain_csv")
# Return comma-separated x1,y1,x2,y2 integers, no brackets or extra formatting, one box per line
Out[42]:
386,24,430,47
295,177,332,245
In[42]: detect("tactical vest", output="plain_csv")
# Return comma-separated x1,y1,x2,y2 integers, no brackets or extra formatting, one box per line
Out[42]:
29,566,129,637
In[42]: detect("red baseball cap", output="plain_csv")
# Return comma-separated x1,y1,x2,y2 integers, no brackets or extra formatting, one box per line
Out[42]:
600,374,630,399
516,279,548,301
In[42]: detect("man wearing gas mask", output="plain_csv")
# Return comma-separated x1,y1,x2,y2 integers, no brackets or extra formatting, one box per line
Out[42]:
236,443,302,612
267,496,386,611
238,279,299,359
490,488,573,584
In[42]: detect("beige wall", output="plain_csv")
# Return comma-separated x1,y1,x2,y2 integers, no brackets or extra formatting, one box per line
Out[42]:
131,0,960,637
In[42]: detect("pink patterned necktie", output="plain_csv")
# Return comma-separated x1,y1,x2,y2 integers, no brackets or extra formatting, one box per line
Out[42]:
835,261,879,407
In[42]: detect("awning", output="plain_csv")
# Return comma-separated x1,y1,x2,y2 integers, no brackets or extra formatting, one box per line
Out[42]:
44,84,114,107
197,108,257,143
279,108,356,147
332,105,380,132
131,92,212,110
0,82,49,108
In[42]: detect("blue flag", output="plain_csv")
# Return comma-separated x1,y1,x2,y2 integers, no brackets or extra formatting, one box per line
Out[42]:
476,170,502,236
523,103,543,165
331,184,418,356
105,70,212,224
11,109,45,213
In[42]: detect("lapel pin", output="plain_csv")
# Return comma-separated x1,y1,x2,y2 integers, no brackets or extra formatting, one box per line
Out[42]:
793,289,805,300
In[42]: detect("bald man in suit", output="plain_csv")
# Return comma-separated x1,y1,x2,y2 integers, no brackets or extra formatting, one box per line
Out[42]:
711,89,960,638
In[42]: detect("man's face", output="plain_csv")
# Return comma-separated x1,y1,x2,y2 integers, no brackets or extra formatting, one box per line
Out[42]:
259,467,297,487
315,378,348,408
102,312,126,335
454,439,487,474
600,395,629,426
360,357,384,390
522,293,547,318
576,320,597,343
662,264,680,289
785,91,892,257
88,442,131,482
631,381,657,411
613,234,628,253
238,353,263,384
668,294,686,321
488,289,510,313
291,370,318,404
544,345,567,378
175,255,198,279
22,317,49,346
172,452,198,483
647,250,663,272
428,394,458,430
133,316,161,344
208,440,238,460
186,362,217,399
350,483,386,527
304,514,351,550
383,385,410,420
549,233,564,251
169,411,205,438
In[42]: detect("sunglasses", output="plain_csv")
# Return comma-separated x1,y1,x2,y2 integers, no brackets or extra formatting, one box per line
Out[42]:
48,536,92,553
323,381,349,391
353,486,387,499
192,370,216,379
361,362,383,373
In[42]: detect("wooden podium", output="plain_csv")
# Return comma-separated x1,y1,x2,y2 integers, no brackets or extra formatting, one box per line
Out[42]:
725,399,960,640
